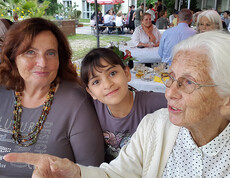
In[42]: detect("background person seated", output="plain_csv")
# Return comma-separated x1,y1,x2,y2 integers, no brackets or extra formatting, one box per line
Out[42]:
98,10,104,25
103,10,115,34
132,13,161,48
196,10,223,33
156,9,169,29
158,8,196,66
115,11,124,34
191,10,202,28
90,12,96,26
221,10,230,29
170,10,179,27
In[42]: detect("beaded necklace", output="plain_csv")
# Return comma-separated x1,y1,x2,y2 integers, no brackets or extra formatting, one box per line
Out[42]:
12,83,56,147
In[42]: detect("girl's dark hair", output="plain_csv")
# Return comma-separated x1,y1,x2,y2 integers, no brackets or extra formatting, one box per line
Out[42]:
0,17,80,91
81,48,125,87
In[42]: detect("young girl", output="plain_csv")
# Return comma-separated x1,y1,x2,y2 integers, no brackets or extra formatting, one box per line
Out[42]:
81,48,167,162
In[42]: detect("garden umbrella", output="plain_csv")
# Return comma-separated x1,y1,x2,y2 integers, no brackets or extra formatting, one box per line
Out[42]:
87,0,124,5
87,0,125,47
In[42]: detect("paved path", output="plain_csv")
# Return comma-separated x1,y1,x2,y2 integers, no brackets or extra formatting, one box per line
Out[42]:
76,25,132,38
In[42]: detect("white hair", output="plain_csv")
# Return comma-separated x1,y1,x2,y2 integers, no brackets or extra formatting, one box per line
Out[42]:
197,10,223,33
172,30,230,97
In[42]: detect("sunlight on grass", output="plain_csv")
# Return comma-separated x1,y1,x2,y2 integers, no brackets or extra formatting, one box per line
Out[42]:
79,19,90,23
68,34,131,61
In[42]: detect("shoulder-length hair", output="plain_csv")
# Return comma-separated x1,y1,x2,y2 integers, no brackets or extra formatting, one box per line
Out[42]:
0,17,80,91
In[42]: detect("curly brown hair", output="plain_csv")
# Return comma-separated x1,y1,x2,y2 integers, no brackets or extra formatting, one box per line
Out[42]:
0,17,80,91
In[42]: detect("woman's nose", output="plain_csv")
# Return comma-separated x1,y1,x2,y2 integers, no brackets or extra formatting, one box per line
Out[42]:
36,55,47,67
202,25,207,30
165,81,181,100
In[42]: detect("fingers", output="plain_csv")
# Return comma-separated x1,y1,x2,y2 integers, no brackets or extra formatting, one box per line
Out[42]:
4,153,81,178
4,153,58,166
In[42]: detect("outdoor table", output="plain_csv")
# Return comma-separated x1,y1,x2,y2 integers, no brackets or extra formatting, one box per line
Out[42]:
119,45,162,64
128,73,166,93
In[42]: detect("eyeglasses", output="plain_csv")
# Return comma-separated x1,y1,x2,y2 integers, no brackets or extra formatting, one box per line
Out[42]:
161,72,217,94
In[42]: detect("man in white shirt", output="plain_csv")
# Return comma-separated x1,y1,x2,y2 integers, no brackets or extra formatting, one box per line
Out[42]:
103,10,115,34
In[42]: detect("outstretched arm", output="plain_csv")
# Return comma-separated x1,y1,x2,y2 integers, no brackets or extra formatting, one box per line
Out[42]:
4,153,81,178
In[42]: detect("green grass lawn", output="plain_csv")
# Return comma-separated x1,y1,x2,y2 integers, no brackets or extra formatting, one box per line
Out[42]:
68,34,131,61
78,19,90,23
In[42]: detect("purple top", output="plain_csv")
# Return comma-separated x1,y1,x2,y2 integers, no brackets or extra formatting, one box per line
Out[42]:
93,90,167,162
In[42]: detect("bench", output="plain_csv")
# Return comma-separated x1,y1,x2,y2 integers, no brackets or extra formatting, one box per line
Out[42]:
91,25,124,35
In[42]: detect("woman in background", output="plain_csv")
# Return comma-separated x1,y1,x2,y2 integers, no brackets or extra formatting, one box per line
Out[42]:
196,10,223,33
115,11,124,34
132,13,161,47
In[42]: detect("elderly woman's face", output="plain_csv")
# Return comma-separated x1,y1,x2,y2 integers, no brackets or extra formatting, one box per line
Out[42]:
198,16,217,33
165,50,224,129
142,15,152,27
15,30,59,89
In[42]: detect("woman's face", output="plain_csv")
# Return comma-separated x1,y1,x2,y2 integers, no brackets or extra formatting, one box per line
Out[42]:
109,10,113,15
15,30,59,89
165,50,224,130
198,16,217,33
142,14,152,27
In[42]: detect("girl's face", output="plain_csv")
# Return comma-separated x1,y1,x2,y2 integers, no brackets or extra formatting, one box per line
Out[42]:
86,59,131,107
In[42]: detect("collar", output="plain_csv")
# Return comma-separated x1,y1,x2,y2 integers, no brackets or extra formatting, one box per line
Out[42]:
177,23,189,27
180,123,230,156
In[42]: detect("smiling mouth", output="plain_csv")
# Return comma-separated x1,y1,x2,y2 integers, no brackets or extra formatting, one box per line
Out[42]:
34,71,49,76
105,89,119,96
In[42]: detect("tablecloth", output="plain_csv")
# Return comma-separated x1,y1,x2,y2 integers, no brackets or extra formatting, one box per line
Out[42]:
128,73,166,93
119,44,162,64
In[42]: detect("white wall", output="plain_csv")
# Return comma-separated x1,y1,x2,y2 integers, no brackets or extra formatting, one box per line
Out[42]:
58,0,130,19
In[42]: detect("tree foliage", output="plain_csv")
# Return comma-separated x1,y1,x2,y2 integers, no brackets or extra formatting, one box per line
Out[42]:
55,3,81,19
42,0,59,15
114,3,121,13
25,0,50,17
0,0,51,17
136,0,198,16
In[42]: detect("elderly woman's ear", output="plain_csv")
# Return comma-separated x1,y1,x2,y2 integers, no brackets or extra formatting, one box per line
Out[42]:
220,97,230,117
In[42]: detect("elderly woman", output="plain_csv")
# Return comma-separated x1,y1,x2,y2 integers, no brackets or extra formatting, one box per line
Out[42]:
132,13,161,47
197,10,223,33
4,31,230,177
0,17,104,177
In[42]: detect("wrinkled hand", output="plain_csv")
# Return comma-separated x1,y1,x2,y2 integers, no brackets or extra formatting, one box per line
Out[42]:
4,153,81,178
